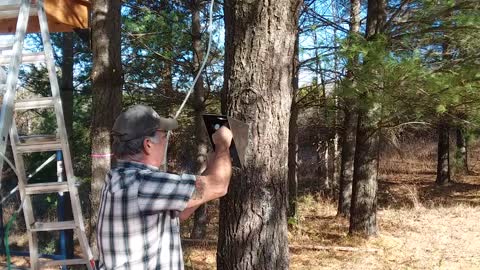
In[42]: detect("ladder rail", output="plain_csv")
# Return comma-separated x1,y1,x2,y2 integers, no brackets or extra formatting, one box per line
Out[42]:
0,0,29,183
37,1,95,268
9,120,40,270
0,1,96,269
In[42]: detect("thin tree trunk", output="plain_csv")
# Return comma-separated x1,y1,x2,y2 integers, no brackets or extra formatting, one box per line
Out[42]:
338,109,357,216
288,30,300,220
218,1,301,269
60,31,74,259
190,0,209,239
332,0,341,191
314,25,330,193
157,2,174,117
90,0,123,256
436,121,451,185
455,127,468,173
61,33,74,139
337,0,361,217
349,0,385,237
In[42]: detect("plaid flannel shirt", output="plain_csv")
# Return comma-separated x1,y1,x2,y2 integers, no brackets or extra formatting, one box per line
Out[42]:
96,160,196,270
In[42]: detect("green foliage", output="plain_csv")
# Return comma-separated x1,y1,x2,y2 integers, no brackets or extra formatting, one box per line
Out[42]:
335,0,480,130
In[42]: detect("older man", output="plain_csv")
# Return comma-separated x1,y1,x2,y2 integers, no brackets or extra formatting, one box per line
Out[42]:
96,104,232,270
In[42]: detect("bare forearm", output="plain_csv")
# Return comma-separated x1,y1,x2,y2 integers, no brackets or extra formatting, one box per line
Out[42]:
186,149,232,208
205,148,232,188
180,205,201,222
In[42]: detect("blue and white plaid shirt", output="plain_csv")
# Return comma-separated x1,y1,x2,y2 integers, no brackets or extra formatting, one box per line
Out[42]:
96,160,196,270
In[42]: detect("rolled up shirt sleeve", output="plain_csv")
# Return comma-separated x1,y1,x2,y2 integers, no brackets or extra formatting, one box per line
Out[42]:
137,171,196,214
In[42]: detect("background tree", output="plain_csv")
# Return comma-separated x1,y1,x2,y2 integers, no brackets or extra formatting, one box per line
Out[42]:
349,0,386,237
189,0,210,239
337,0,360,217
59,31,74,259
90,0,123,252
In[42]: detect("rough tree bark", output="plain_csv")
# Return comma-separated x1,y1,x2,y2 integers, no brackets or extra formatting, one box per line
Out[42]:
90,0,123,255
436,120,451,185
337,0,361,217
338,109,357,216
288,29,300,220
349,0,385,237
190,0,209,239
217,1,302,269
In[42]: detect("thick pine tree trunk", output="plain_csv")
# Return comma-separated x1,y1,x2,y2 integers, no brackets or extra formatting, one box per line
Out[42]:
60,31,74,259
337,0,360,217
217,1,301,269
90,0,123,255
349,0,385,237
455,127,468,173
436,121,451,185
349,110,379,236
190,0,209,239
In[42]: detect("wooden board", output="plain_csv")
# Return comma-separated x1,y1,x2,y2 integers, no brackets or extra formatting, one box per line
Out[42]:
0,0,90,33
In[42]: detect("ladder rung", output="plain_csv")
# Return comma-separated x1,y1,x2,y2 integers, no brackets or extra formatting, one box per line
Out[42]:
40,258,89,267
16,138,62,153
0,7,37,20
19,135,57,143
0,0,21,12
25,182,69,195
15,97,56,110
0,52,45,65
0,39,14,50
31,221,76,232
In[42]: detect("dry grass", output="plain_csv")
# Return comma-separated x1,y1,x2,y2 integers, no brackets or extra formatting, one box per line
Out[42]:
182,194,480,270
181,139,480,269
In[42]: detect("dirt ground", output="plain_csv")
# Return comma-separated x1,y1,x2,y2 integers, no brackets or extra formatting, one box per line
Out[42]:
181,139,480,270
2,139,480,269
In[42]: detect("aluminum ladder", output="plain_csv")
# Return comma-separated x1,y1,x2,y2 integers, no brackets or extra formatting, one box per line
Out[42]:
0,0,95,269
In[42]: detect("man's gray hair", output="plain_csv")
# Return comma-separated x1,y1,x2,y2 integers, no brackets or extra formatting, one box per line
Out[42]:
113,131,161,159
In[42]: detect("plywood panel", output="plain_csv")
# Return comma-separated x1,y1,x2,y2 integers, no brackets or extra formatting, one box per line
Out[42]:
0,0,90,33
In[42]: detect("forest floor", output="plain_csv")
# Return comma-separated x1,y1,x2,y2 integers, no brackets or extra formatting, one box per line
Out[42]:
181,139,480,270
1,139,480,269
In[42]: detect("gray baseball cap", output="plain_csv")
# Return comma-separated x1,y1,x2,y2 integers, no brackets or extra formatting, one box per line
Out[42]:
112,104,178,141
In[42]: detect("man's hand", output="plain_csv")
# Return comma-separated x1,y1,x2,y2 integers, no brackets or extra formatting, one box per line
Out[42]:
212,126,233,152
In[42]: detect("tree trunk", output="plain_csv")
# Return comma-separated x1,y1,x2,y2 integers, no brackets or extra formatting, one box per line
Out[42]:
338,109,357,217
331,0,341,192
349,110,379,236
314,28,330,193
190,0,209,239
61,32,74,139
217,1,301,269
455,127,468,173
60,31,74,259
436,121,451,185
90,0,123,256
287,30,300,220
288,102,299,220
156,2,174,117
337,0,361,217
349,0,385,237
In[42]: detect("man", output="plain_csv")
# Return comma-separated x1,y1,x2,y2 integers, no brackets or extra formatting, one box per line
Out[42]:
96,104,232,270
